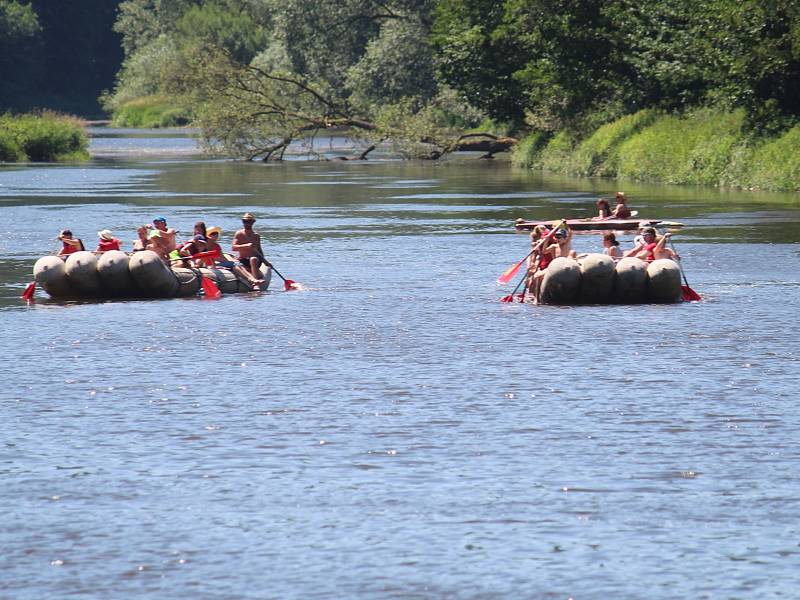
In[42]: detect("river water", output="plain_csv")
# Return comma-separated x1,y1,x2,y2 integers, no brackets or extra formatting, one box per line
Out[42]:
1,129,799,599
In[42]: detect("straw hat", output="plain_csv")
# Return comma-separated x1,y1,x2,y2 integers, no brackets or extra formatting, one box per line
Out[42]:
242,212,256,221
98,229,115,241
206,226,222,237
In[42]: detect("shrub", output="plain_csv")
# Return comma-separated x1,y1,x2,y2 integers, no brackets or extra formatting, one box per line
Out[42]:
111,96,192,128
0,111,88,162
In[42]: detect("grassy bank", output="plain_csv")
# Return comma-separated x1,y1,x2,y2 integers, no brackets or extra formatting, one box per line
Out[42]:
110,96,192,128
513,109,800,192
0,112,89,162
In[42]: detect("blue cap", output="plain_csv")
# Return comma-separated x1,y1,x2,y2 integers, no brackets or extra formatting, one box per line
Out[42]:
153,216,167,223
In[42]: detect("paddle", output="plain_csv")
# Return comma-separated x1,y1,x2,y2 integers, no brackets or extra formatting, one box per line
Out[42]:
669,239,701,301
655,229,701,302
255,250,299,291
499,223,562,302
21,281,36,302
498,219,566,284
201,275,222,299
170,249,221,265
500,273,527,303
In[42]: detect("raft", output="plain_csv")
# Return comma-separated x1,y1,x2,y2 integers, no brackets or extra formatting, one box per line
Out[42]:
514,218,683,232
33,250,272,299
532,254,682,305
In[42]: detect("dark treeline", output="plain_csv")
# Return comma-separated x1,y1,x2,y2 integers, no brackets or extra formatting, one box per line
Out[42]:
0,0,124,117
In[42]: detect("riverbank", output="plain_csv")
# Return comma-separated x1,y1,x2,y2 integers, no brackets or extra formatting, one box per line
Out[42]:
0,112,89,162
512,108,800,192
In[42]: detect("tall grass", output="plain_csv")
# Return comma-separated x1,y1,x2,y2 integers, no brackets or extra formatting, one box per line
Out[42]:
111,96,192,128
0,111,89,162
568,109,661,176
512,107,800,190
740,124,800,191
616,109,746,186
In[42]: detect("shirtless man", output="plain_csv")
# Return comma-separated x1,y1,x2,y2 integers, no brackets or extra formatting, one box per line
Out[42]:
544,227,577,259
147,216,178,255
232,212,265,281
146,229,171,261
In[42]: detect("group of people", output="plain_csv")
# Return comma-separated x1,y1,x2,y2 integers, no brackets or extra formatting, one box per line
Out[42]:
56,212,270,289
524,208,679,301
593,192,632,220
601,226,678,261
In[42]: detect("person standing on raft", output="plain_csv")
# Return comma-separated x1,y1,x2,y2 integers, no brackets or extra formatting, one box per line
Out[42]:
232,213,265,283
57,229,84,256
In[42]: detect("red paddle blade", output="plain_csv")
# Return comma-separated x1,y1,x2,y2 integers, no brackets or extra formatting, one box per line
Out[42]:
497,260,524,285
500,294,514,303
202,276,222,299
283,279,298,291
682,285,701,302
22,281,36,301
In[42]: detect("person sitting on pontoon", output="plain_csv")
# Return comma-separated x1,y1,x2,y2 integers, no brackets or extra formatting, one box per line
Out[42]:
57,229,84,256
602,232,622,259
147,216,177,255
624,228,678,261
206,226,265,289
96,229,122,252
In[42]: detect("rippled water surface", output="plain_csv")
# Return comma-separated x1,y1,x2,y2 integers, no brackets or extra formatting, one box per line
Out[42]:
1,130,799,599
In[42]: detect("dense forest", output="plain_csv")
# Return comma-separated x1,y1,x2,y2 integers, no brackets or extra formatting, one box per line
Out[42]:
3,0,800,188
0,0,123,117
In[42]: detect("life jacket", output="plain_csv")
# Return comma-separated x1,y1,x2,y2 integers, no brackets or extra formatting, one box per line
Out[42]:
643,241,658,261
61,239,84,255
98,238,120,252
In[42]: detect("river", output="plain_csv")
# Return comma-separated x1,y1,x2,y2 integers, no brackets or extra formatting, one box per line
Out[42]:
1,128,799,599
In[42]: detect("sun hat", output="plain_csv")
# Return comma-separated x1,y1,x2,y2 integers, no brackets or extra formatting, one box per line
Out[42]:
206,226,222,237
98,229,115,241
192,234,207,244
242,212,256,221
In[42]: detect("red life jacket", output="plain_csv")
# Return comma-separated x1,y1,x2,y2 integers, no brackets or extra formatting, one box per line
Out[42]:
98,239,121,252
61,240,82,255
643,241,658,261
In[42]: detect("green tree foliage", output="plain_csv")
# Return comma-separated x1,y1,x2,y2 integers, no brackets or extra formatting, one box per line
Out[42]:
433,0,800,134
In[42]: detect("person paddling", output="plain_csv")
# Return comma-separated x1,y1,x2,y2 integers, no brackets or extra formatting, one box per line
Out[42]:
232,212,265,283
612,192,632,219
57,229,84,257
207,226,265,288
